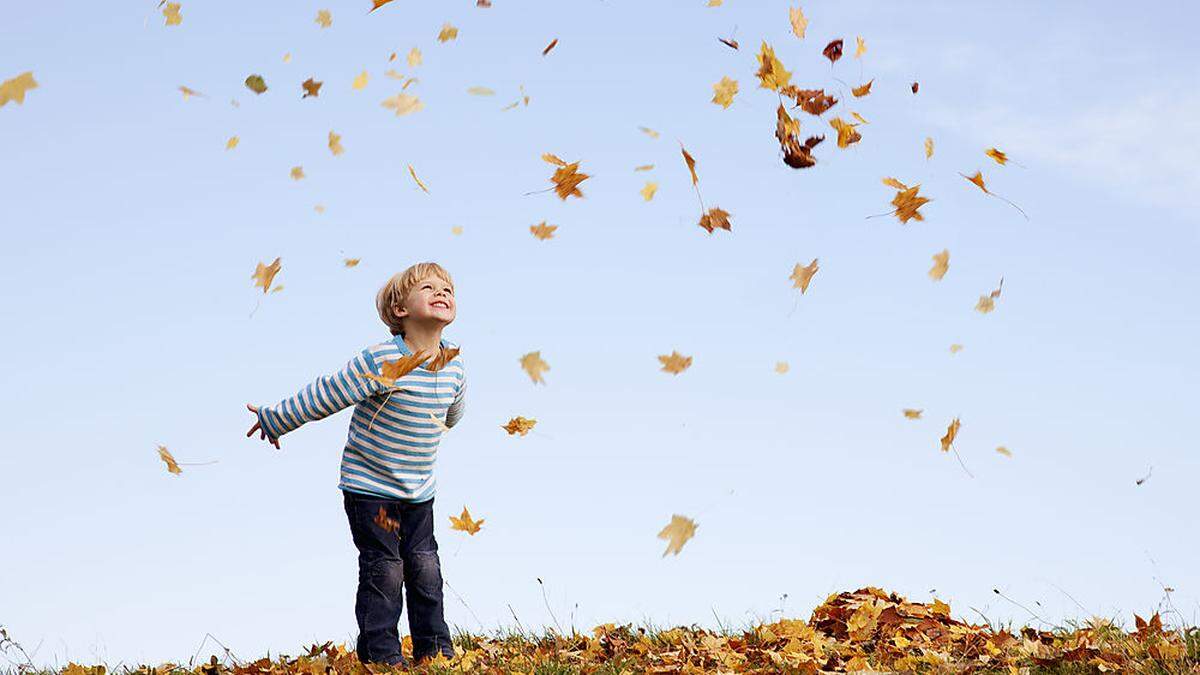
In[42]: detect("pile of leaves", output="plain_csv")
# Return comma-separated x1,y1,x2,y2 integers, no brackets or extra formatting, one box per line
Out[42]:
48,588,1198,674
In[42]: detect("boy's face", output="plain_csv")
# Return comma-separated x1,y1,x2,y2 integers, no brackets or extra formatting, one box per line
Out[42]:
395,275,456,328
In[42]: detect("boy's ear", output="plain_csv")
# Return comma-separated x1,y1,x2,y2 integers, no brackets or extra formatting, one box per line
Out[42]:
392,302,408,319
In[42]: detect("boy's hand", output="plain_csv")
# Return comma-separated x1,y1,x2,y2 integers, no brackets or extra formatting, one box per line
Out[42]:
246,403,281,449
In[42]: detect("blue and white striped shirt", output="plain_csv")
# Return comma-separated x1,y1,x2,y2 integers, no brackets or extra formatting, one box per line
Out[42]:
256,334,465,502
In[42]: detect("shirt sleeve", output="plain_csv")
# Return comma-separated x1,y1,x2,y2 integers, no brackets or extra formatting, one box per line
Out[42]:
444,375,466,428
256,347,389,440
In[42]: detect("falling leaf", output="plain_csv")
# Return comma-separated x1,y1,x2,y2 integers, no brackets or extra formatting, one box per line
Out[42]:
360,351,433,388
244,74,268,94
829,117,862,148
639,126,660,139
782,86,837,115
924,137,934,159
477,0,491,6
252,257,281,294
985,147,1009,165
657,514,697,556
282,53,292,63
949,343,963,354
157,445,182,475
903,409,923,419
851,80,873,97
162,2,182,26
328,131,344,156
1136,466,1152,486
774,361,789,374
822,39,844,64
271,285,284,293
542,38,558,56
962,170,1028,218
855,36,867,58
850,111,869,125
996,446,1013,458
225,136,239,150
940,417,961,452
315,9,332,28
369,0,396,13
911,81,919,94
530,222,557,240
520,351,550,383
502,416,537,436
634,164,654,171
790,259,819,293
314,205,326,214
178,85,203,100
718,35,738,50
374,506,401,533
974,278,1004,314
882,180,932,224
290,166,305,180
698,207,731,233
467,86,495,96
788,6,807,39
755,42,792,92
681,146,699,185
541,153,567,167
381,93,423,116
776,105,823,169
449,506,484,535
428,412,450,432
928,249,949,281
658,350,693,374
549,161,590,200
408,164,430,193
882,177,909,191
437,23,459,42
343,258,360,268
426,347,460,373
350,70,369,91
450,225,463,235
301,78,322,98
640,181,658,202
711,76,738,109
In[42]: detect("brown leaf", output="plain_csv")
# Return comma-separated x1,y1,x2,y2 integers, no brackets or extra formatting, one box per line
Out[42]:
911,81,919,94
698,207,731,233
829,117,862,148
244,74,268,94
658,351,692,374
718,36,739,50
360,350,433,387
781,85,837,116
755,42,792,91
374,506,401,533
519,351,550,383
902,409,923,419
501,416,537,436
426,347,461,372
530,221,557,240
822,39,844,64
851,79,873,97
940,417,961,452
790,259,819,293
681,146,699,185
974,278,1004,314
542,38,558,56
252,258,281,293
776,105,823,169
157,445,182,475
549,161,589,200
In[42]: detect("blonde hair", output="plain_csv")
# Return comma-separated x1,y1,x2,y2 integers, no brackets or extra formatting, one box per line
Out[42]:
375,262,455,336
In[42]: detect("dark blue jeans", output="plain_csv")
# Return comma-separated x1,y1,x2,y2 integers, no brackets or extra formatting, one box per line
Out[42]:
342,490,454,665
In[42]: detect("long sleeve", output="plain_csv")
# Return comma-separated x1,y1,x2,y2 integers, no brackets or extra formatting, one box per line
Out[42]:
444,377,466,428
257,347,388,440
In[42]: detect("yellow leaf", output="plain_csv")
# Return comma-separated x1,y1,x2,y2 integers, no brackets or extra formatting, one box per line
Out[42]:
381,93,423,116
290,166,305,180
855,36,867,58
467,86,495,96
963,169,988,193
640,181,658,201
449,506,484,535
157,445,182,475
549,161,589,200
657,514,697,556
790,259,819,293
178,85,203,99
829,117,862,148
851,79,873,97
707,0,722,6
328,131,344,156
996,446,1013,458
252,258,281,294
530,221,557,240
850,111,869,125
225,136,239,150
928,249,949,281
975,277,1003,314
847,599,883,640
351,70,368,91
1,72,39,107
698,207,731,233
755,42,792,91
881,176,908,190
634,164,654,171
408,164,429,193
774,361,789,374
940,417,961,452
949,343,963,354
343,258,360,268
451,225,463,235
985,147,1009,165
361,351,433,388
282,52,292,63
162,2,182,26
788,6,807,39
519,351,551,383
244,74,268,94
315,9,332,28
890,184,931,224
407,47,422,67
638,126,660,139
903,408,922,419
437,23,459,42
658,350,692,374
501,416,537,436
711,76,738,108
925,136,934,159
541,153,567,166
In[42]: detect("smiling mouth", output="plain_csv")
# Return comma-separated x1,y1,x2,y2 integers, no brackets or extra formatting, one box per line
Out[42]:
431,301,450,309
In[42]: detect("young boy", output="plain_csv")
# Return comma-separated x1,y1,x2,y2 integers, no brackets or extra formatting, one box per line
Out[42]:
245,262,464,667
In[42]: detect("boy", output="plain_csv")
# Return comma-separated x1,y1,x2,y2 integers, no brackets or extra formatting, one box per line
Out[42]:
245,262,464,667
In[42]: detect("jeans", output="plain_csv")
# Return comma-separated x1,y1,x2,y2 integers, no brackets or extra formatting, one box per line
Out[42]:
342,490,455,665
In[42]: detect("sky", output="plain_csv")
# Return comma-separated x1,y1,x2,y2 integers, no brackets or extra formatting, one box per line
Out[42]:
2,0,1198,669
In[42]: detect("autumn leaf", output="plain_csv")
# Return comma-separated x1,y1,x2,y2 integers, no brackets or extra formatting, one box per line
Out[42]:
351,70,368,91
774,361,789,374
680,146,699,186
157,445,182,475
639,126,660,139
542,38,558,56
328,131,344,156
225,136,239,150
361,351,432,388
961,170,1028,218
282,52,292,63
776,105,823,168
369,0,396,13
467,86,495,96
911,81,919,94
530,221,557,240
301,78,323,98
903,409,923,419
449,506,484,535
437,23,459,42
657,514,697,556
450,225,463,235
658,350,692,375
314,205,326,214
698,207,731,233
290,166,305,180
718,35,738,50
924,137,934,159
541,153,567,167
949,343,963,354
829,117,862,148
985,147,1009,165
822,39,844,64
640,181,658,201
519,351,550,383
850,111,869,125
408,164,430,193
880,180,931,224
343,258,360,268
634,164,654,171
882,177,908,191
381,93,423,116
426,347,460,372
790,259,819,293
996,446,1013,458
788,6,807,39
178,85,203,100
407,47,422,67
974,277,1004,314
755,42,792,91
928,249,949,281
162,2,182,26
501,416,537,436
374,506,401,533
549,161,590,200
252,257,281,293
315,10,331,28
855,36,867,58
848,599,884,640
851,80,873,97
245,74,268,94
781,86,837,116
940,417,960,452
711,76,738,109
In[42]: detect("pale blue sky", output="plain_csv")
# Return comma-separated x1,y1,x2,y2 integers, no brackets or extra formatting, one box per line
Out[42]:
2,0,1198,669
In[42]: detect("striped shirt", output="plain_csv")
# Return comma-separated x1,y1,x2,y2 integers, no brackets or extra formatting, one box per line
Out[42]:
256,334,465,502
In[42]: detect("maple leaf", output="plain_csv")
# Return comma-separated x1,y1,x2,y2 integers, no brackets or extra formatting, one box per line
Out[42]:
886,184,931,224
520,351,550,383
381,93,423,116
542,39,558,56
550,161,590,200
698,207,731,233
328,131,344,156
657,514,697,556
658,351,692,374
829,117,861,148
225,136,239,150
437,23,459,42
985,147,1009,165
290,166,305,180
903,409,923,419
343,258,360,267
640,181,658,201
940,417,960,452
369,0,396,13
162,2,182,26
244,74,268,94
961,170,1028,218
426,347,460,372
781,86,837,115
301,78,322,98
755,42,792,91
790,258,819,293
501,416,537,436
776,105,823,168
924,137,934,159
530,221,557,240
408,164,430,193
407,47,422,67
374,506,401,533
252,257,281,293
788,6,807,39
680,146,699,186
851,80,873,97
351,70,368,90
711,76,738,109
855,36,867,58
774,361,789,374
315,10,332,28
848,599,883,640
928,249,949,281
360,351,432,388
450,507,484,535
975,277,1004,314
822,39,844,64
996,446,1013,458
467,86,495,96
157,445,182,475
639,126,660,139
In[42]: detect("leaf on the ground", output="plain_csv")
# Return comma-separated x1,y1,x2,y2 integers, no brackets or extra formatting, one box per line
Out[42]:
789,6,807,39
157,445,182,474
530,221,557,240
790,258,819,293
520,351,550,383
698,207,731,233
925,137,934,159
163,2,182,26
501,416,537,436
290,166,305,180
549,160,589,200
640,181,658,201
755,42,792,91
408,47,422,67
903,409,923,419
352,70,369,91
542,39,558,56
658,350,693,374
437,23,458,42
381,93,423,116
712,76,738,108
928,249,949,281
855,36,867,58
450,507,484,534
657,514,697,556
426,347,461,372
374,506,401,533
328,131,344,156
940,417,961,452
252,258,281,293
851,80,873,97
975,277,1004,314
822,39,843,64
408,164,429,193
315,10,331,28
245,74,268,94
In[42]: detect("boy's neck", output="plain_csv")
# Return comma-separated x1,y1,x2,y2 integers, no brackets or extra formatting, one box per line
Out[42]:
401,322,444,357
